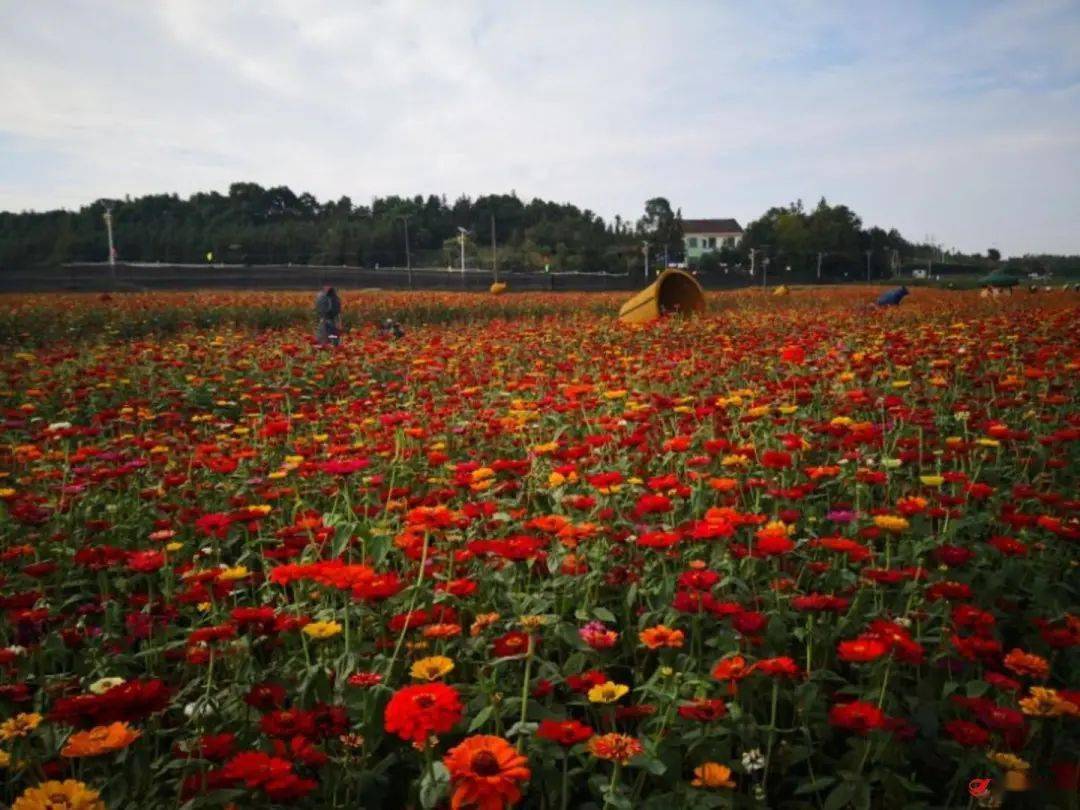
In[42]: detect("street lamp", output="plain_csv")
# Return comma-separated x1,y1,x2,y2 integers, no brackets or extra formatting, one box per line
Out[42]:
642,241,650,282
103,206,117,284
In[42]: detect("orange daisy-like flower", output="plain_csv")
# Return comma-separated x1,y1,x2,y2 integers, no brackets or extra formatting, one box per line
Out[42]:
692,762,736,789
1004,649,1050,680
587,733,644,765
443,734,530,810
711,655,752,683
62,721,141,757
638,625,685,650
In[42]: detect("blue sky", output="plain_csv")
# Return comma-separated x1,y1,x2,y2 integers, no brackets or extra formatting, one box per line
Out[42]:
1,0,1078,255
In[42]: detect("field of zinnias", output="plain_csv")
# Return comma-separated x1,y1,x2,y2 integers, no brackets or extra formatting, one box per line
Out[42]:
0,287,1077,810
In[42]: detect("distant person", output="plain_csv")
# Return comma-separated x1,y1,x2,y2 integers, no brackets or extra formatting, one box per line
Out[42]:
876,286,909,307
315,285,342,346
380,318,405,339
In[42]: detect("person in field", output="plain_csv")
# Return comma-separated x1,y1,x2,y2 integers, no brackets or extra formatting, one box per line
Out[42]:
876,286,909,307
314,285,342,345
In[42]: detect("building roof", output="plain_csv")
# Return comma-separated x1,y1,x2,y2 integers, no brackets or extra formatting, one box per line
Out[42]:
682,218,742,234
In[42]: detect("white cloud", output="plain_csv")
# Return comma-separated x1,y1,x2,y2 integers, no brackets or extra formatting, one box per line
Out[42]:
0,0,1077,254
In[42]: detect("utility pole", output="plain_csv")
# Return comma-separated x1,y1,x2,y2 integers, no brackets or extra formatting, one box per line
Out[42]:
817,251,823,281
399,215,412,289
762,256,770,288
749,248,757,277
865,249,872,282
491,214,498,283
642,241,650,282
457,227,467,279
103,206,117,284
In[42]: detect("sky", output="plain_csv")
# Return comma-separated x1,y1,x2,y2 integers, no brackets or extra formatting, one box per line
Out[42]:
1,0,1078,256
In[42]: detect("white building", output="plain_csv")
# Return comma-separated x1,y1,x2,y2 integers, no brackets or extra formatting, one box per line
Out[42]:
683,218,743,258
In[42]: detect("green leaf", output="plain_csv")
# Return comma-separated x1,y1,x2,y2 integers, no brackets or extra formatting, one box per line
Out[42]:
795,776,836,795
467,704,494,732
419,761,450,809
593,607,617,623
823,780,857,810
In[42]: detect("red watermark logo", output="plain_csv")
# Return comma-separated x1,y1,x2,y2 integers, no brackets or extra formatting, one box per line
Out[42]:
968,778,992,798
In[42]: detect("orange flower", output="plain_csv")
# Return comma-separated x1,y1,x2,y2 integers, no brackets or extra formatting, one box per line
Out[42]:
1004,648,1050,680
587,733,644,764
62,722,141,757
692,762,736,789
443,734,530,810
712,655,752,683
638,625,685,650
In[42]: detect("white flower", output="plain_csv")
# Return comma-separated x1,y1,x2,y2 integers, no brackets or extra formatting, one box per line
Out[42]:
89,676,125,695
47,421,72,432
894,617,912,628
741,748,766,772
4,645,27,657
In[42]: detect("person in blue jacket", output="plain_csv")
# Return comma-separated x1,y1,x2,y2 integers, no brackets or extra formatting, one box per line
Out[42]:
876,286,909,307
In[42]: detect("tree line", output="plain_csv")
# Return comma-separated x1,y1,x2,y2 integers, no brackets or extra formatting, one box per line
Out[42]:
1,183,1073,280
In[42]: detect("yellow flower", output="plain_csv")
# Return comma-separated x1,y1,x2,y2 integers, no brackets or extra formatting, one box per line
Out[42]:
0,749,10,769
518,615,549,631
470,612,500,637
303,620,343,640
976,437,1001,448
12,779,105,810
532,441,558,455
919,475,944,486
88,677,125,695
873,515,909,533
603,390,627,400
410,656,455,681
0,488,15,499
692,762,736,789
0,713,42,742
721,454,750,468
166,542,184,552
1019,687,1079,717
891,380,911,389
988,752,1030,771
218,565,249,581
548,472,566,488
588,681,629,704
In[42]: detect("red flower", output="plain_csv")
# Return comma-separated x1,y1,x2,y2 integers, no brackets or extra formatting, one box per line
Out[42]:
537,719,594,747
829,701,888,735
753,657,802,678
49,679,171,728
944,719,990,747
837,636,890,663
127,550,165,573
677,698,727,723
222,751,292,789
492,631,532,658
384,683,463,744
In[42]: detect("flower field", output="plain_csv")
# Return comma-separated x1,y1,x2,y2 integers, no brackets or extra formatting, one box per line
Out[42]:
0,287,1077,809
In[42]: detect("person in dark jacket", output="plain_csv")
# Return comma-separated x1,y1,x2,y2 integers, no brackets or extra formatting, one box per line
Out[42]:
315,286,342,345
876,286,909,307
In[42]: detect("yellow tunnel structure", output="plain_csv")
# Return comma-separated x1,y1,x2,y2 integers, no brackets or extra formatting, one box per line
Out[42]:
618,268,706,324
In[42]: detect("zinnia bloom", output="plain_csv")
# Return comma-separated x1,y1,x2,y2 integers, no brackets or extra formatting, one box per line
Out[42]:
411,656,455,681
587,733,643,764
384,683,463,744
692,762,736,788
61,722,141,757
837,636,890,663
443,734,530,810
12,780,106,810
0,712,42,741
828,701,888,735
302,620,342,640
873,515,909,533
537,719,593,747
587,681,629,704
1003,648,1050,680
638,625,685,650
